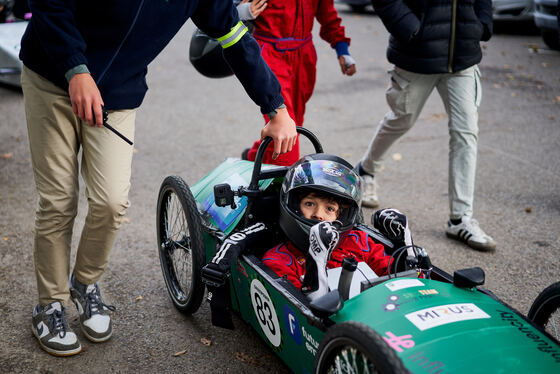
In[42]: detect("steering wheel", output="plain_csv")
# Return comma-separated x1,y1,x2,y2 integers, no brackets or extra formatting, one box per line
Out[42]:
248,127,323,191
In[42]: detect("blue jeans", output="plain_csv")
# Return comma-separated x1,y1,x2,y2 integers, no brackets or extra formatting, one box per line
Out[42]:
361,65,482,220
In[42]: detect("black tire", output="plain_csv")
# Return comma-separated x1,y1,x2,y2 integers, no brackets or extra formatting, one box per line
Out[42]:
528,281,560,341
157,176,206,314
541,30,560,50
314,321,407,374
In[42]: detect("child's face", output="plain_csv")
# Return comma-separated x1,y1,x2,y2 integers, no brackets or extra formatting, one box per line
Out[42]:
299,193,339,222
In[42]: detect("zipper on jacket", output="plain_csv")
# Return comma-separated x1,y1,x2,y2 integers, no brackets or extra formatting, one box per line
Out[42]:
448,0,457,73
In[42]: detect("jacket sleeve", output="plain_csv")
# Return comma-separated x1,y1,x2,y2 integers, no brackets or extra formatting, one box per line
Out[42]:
371,0,420,42
192,0,284,114
27,0,88,76
474,0,493,41
316,0,351,48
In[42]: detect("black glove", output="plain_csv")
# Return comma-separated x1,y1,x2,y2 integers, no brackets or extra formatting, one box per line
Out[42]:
372,208,412,248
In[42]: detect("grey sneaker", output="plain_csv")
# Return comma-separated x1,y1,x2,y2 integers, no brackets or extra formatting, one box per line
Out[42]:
360,174,379,208
445,216,496,251
70,274,116,342
32,301,81,356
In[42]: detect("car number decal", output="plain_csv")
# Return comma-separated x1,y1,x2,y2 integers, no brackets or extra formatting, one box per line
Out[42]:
250,279,281,347
405,303,490,331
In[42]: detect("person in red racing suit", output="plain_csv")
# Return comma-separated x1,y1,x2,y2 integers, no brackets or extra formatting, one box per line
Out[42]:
263,230,392,290
242,0,357,165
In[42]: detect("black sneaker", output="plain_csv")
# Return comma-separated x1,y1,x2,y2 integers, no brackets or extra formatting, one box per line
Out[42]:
70,274,116,342
32,301,81,356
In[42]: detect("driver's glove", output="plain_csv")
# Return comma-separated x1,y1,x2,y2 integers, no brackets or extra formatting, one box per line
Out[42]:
372,208,412,249
302,221,340,301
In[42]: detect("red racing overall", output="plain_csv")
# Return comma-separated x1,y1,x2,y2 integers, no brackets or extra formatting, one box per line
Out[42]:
245,0,351,166
262,230,391,289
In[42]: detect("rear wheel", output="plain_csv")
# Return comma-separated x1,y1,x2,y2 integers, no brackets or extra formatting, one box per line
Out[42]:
542,30,560,50
157,176,206,314
314,321,407,374
528,281,560,342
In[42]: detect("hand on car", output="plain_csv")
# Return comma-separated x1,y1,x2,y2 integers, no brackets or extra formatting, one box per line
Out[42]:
68,73,105,127
240,0,267,18
261,107,297,160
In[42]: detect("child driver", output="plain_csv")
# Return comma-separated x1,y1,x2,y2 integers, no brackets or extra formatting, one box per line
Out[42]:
263,154,411,300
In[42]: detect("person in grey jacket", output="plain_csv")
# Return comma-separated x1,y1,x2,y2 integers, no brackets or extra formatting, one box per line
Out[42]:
356,0,496,251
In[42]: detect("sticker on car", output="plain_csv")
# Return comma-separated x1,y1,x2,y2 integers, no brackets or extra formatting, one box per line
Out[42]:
385,278,424,291
250,278,281,347
405,303,490,331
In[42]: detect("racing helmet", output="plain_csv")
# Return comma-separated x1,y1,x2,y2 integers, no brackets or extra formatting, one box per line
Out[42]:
189,28,234,79
278,154,362,252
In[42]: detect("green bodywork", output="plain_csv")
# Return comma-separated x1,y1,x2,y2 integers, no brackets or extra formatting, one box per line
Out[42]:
189,159,560,373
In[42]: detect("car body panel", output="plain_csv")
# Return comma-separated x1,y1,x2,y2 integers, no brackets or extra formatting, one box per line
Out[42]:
0,21,25,87
534,0,558,29
492,0,535,21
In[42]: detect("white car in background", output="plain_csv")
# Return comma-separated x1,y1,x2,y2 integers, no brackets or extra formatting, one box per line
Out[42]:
534,0,559,49
0,21,25,88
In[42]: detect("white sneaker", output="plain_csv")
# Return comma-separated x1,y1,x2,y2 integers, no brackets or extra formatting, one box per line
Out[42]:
445,216,496,251
70,274,115,342
360,174,379,208
32,301,82,356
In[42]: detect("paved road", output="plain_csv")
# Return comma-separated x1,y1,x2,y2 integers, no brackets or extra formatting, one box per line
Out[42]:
1,8,559,373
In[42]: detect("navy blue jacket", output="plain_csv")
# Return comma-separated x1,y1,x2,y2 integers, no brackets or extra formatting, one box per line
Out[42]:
19,0,283,112
372,0,493,74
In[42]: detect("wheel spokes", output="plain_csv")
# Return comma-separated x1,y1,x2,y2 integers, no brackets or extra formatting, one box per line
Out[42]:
328,347,377,374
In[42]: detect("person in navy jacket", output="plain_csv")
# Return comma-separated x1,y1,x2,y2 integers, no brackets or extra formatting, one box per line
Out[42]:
21,0,296,356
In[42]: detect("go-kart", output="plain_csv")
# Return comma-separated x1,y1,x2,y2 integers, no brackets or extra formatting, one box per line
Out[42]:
0,20,25,88
156,128,560,373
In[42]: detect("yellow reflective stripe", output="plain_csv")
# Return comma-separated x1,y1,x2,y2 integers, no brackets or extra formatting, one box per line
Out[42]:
217,21,248,49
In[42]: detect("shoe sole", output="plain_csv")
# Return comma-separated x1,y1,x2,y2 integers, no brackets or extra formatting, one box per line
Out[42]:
32,326,82,357
446,232,496,251
81,325,112,343
361,200,380,209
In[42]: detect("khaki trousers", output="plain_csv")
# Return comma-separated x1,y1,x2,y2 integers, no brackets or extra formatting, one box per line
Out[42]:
21,66,136,306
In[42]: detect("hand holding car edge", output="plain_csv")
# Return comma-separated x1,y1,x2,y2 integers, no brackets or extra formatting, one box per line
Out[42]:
68,73,105,127
261,107,297,160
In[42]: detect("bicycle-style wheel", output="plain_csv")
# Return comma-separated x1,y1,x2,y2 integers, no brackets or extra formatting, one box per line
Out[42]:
314,321,406,374
528,281,560,342
157,176,205,314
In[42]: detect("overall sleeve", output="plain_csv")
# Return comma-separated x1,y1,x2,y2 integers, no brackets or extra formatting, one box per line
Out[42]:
26,0,87,75
316,0,351,47
372,0,420,42
474,0,493,41
364,236,391,276
191,0,284,114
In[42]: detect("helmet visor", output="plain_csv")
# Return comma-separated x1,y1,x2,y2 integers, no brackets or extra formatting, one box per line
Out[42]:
285,159,361,205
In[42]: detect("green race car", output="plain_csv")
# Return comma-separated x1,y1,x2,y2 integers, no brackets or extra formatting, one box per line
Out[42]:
156,128,560,373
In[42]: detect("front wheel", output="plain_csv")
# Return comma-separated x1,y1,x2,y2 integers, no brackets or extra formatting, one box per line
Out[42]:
157,176,206,314
528,281,560,342
314,321,407,374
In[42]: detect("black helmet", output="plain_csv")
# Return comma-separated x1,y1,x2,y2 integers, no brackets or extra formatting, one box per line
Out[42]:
279,154,362,252
189,28,234,79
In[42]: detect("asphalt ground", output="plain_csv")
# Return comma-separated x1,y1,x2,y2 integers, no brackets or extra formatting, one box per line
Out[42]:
1,8,559,373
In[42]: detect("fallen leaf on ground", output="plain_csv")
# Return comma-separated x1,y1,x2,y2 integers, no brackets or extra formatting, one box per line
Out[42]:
3,237,8,241
201,338,211,346
525,207,532,213
541,62,549,68
429,113,446,122
135,295,143,302
503,64,510,69
511,92,517,97
234,352,260,366
392,153,402,161
123,217,131,224
493,83,501,89
173,350,187,357
556,96,560,103
1,153,13,159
